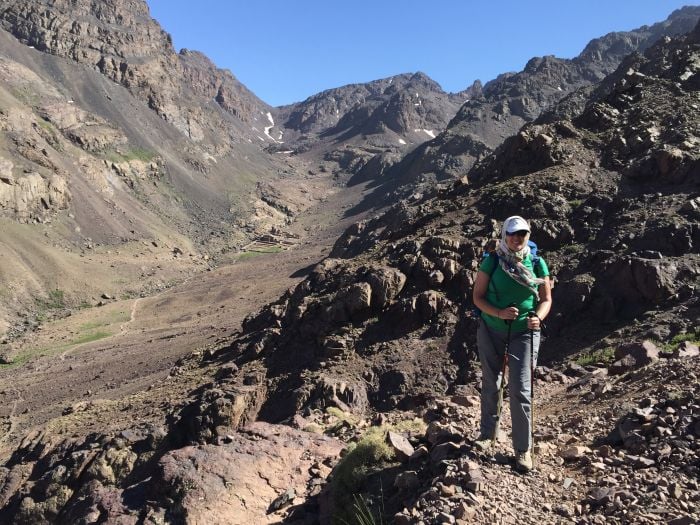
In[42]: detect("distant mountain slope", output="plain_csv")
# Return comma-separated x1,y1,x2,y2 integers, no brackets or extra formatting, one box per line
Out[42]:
271,73,482,180
278,72,478,138
0,0,323,336
0,0,270,137
372,5,700,193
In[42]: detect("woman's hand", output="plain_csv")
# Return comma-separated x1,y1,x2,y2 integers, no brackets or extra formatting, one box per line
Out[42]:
527,314,541,330
498,306,519,320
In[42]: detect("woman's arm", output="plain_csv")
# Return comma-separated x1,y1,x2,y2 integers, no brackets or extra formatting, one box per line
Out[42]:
527,277,552,330
473,271,518,320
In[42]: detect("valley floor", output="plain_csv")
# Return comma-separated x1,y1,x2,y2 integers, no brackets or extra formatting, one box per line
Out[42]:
0,179,368,458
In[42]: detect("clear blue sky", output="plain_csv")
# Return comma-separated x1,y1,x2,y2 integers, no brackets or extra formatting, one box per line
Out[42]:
146,1,697,107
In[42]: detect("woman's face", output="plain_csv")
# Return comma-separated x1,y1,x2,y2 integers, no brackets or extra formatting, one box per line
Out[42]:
506,230,529,251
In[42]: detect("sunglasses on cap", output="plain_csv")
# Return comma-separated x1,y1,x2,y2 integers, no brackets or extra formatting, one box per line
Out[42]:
506,230,529,237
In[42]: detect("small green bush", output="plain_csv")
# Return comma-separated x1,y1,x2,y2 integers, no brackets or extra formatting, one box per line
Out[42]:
36,289,65,310
105,147,156,163
661,329,700,353
575,346,616,366
331,427,395,524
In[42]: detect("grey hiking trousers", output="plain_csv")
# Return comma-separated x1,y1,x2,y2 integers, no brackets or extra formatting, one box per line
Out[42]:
477,318,540,452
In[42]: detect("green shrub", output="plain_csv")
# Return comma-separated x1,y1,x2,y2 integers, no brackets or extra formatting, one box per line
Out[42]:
325,407,359,434
36,289,65,310
331,427,395,524
575,346,616,366
340,494,383,525
661,329,700,353
105,147,156,163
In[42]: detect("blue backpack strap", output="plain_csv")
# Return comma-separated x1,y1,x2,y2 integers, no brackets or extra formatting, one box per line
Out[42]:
487,252,499,277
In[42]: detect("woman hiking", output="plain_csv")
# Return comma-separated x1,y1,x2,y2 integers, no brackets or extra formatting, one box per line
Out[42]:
472,215,552,472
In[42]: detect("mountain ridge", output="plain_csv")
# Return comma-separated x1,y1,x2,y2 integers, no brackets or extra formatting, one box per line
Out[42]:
367,5,700,200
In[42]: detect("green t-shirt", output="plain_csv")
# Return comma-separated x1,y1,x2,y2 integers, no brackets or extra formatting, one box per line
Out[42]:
479,254,549,332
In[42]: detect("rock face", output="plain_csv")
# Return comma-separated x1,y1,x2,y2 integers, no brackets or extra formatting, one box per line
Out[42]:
155,423,343,524
0,156,70,222
273,72,481,184
0,421,343,524
279,72,473,138
0,0,269,133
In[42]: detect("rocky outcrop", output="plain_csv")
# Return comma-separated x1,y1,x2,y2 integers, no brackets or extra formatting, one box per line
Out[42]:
0,0,270,138
38,102,128,153
155,423,342,524
0,420,342,524
0,160,70,221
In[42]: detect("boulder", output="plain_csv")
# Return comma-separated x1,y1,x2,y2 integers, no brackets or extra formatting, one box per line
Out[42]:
342,282,372,315
435,257,460,280
417,290,448,320
614,340,659,366
609,355,638,375
630,258,678,302
605,257,679,304
394,471,420,490
559,445,592,460
672,341,699,358
387,432,415,461
156,422,343,524
367,267,407,308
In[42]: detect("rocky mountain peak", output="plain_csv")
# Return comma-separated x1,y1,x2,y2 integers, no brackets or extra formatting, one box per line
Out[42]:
0,0,172,59
279,71,450,136
0,0,269,132
404,71,444,91
273,71,466,183
576,5,700,68
457,79,484,99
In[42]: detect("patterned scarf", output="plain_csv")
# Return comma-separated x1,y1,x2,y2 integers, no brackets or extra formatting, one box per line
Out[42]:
496,228,545,296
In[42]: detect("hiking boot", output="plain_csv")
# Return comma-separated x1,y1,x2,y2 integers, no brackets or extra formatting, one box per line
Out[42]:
515,450,533,472
474,438,493,453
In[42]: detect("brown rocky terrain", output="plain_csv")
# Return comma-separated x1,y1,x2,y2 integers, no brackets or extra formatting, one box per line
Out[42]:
0,2,699,525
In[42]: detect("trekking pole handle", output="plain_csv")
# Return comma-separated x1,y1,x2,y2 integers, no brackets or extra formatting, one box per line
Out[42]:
527,311,538,330
504,302,517,325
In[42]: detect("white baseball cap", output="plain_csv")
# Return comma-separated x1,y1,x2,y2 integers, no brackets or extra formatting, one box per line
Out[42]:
504,216,531,233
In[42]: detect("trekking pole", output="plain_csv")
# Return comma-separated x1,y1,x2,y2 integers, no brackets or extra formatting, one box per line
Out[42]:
527,311,537,460
492,304,515,448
